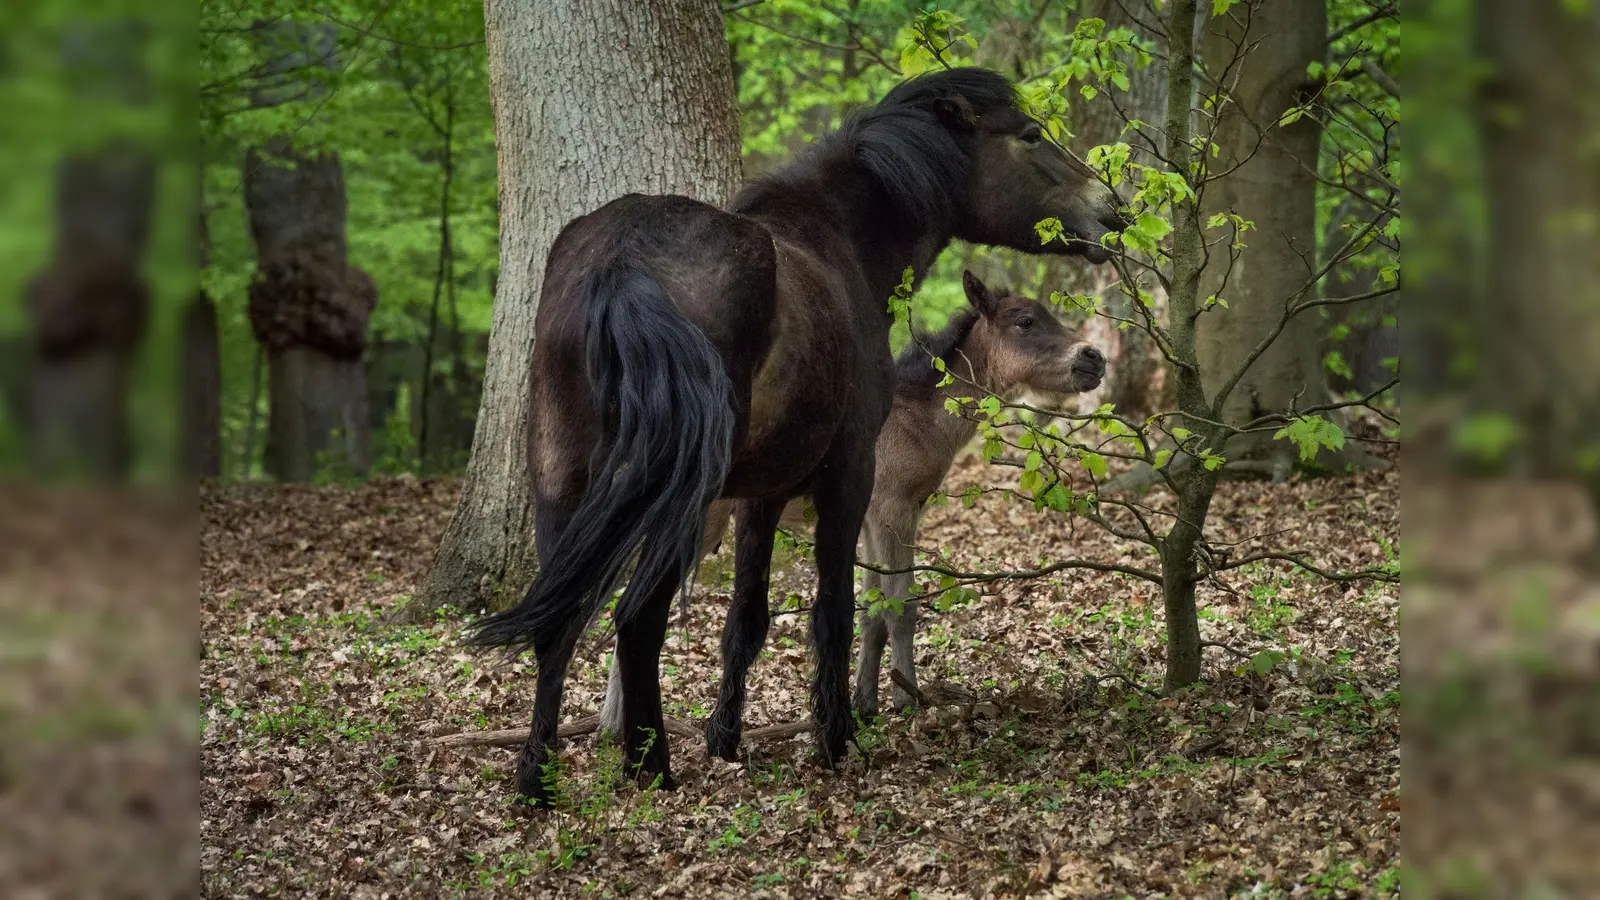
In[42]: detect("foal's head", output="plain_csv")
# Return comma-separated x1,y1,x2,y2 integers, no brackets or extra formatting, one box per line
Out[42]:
859,68,1127,263
962,270,1105,397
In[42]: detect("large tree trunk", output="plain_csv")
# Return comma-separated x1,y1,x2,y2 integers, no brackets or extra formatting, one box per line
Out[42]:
1195,1,1360,472
24,151,153,480
412,0,742,618
23,24,154,481
244,24,376,483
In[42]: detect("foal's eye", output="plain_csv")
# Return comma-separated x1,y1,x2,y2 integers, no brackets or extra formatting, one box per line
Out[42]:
1016,316,1035,332
1021,126,1044,144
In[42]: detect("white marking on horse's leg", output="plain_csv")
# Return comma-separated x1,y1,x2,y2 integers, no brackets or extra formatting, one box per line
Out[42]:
599,649,624,738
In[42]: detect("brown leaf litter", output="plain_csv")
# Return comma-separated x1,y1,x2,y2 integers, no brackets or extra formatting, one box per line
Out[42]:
201,463,1400,898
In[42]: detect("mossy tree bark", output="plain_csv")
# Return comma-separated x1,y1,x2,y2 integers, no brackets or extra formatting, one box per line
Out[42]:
410,0,742,620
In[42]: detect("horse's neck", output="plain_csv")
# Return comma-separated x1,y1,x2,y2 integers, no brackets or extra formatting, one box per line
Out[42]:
919,333,1009,459
752,165,950,301
937,331,1007,402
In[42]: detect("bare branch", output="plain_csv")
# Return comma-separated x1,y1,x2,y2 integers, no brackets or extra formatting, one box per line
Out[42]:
1325,4,1398,48
1360,57,1400,99
1202,549,1397,584
857,556,1163,586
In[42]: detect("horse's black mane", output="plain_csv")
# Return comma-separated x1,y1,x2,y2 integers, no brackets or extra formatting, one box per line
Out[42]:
734,68,1020,227
895,307,980,394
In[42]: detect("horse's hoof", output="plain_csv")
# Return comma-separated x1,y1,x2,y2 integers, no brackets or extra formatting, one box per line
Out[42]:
815,713,856,766
511,781,555,809
637,769,678,792
515,759,557,807
705,731,741,762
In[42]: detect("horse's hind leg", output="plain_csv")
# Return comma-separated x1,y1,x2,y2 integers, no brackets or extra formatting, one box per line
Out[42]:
600,497,734,739
615,567,681,790
705,499,784,761
514,494,581,805
810,447,875,765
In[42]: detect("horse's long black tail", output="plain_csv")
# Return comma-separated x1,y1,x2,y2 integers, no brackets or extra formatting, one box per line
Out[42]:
468,258,735,654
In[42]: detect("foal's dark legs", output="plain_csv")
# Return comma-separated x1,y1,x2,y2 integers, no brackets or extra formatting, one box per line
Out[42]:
705,499,785,761
810,449,876,764
615,567,681,790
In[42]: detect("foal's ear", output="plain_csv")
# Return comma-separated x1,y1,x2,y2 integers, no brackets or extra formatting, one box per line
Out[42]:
963,270,999,317
933,93,979,131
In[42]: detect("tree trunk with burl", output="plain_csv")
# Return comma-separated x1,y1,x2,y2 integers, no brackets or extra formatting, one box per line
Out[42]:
244,141,377,482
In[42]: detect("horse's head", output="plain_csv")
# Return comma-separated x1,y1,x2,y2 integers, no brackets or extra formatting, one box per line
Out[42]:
958,104,1128,263
962,270,1105,396
864,69,1127,263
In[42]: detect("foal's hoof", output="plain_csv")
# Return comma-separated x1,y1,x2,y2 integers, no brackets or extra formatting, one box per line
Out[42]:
852,692,880,721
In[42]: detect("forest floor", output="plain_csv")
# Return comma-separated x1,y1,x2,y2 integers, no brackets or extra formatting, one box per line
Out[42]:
200,452,1400,898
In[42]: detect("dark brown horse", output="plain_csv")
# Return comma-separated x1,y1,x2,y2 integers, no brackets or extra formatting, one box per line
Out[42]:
597,271,1105,728
469,68,1124,805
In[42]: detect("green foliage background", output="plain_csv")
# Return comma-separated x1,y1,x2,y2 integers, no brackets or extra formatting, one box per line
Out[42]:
0,0,1400,479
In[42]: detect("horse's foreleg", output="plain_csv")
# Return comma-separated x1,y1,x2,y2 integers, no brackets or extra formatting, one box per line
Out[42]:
811,456,874,766
615,566,680,791
515,495,580,806
852,519,890,717
705,499,784,761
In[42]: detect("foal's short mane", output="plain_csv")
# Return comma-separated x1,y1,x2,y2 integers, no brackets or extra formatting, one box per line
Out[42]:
895,307,981,395
733,68,1021,228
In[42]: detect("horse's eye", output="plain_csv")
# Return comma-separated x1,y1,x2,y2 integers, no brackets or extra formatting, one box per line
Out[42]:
1016,316,1035,331
1021,127,1043,145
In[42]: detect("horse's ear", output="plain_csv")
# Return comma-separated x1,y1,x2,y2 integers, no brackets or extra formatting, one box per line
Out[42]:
963,270,998,316
934,93,979,131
